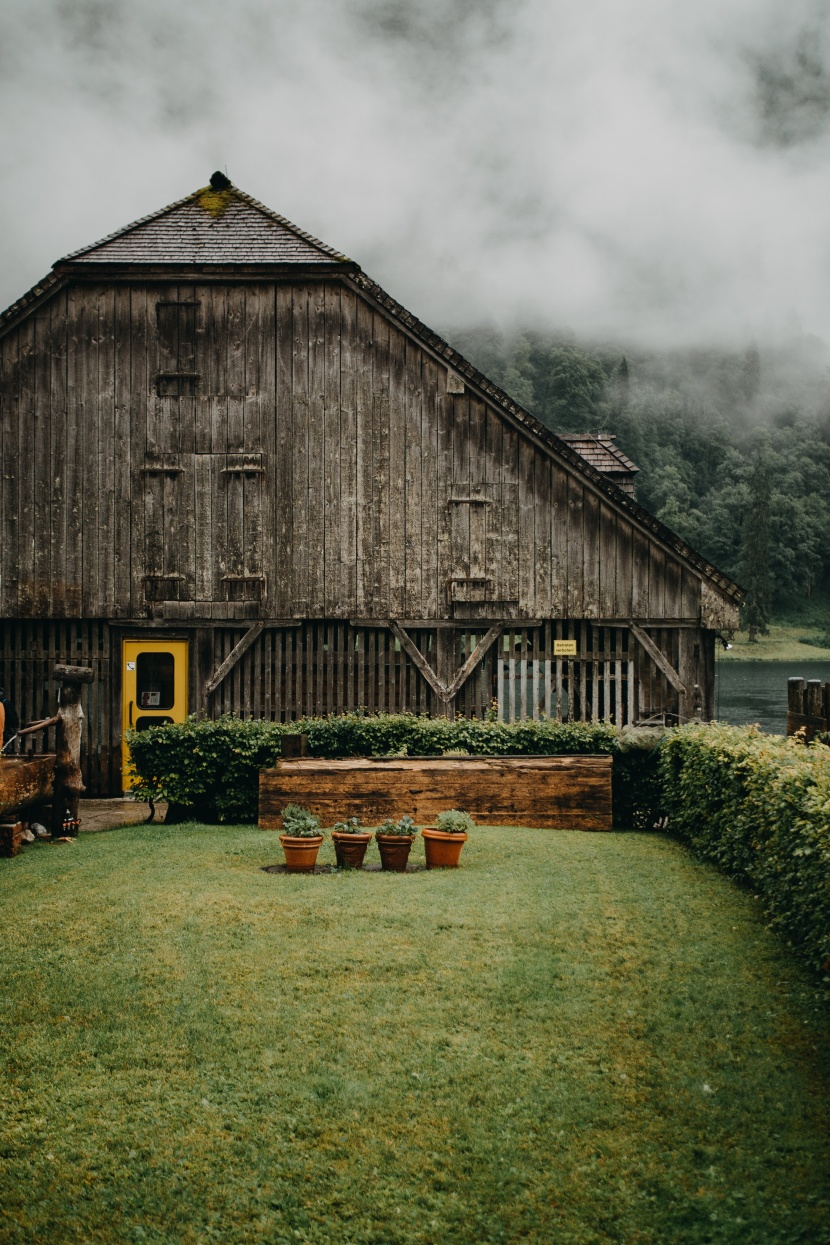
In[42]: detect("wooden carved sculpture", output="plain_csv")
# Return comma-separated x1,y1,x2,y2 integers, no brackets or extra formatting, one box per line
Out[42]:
50,665,94,840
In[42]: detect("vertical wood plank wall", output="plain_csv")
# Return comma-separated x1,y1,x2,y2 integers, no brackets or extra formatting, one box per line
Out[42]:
0,621,115,795
0,278,704,626
206,621,677,725
0,619,691,794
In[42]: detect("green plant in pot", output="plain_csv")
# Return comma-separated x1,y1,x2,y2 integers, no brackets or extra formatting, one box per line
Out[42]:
421,808,473,869
279,804,324,872
331,815,372,869
375,815,416,872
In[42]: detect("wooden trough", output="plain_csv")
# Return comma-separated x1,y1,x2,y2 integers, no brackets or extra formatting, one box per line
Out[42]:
259,755,613,831
0,755,54,820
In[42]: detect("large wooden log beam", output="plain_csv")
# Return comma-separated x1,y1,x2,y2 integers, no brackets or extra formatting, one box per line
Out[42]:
260,755,613,831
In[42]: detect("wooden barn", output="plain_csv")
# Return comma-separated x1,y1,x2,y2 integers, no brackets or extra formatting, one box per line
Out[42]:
0,175,743,795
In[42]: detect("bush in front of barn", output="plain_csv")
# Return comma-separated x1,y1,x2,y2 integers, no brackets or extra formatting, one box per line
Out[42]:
127,712,619,824
659,723,830,973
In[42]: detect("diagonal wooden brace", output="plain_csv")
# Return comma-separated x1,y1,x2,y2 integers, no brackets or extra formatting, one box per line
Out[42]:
204,622,265,698
388,621,503,705
628,621,687,695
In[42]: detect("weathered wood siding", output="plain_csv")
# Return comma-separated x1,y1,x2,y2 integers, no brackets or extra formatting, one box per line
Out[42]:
0,617,698,796
0,278,702,624
0,621,116,795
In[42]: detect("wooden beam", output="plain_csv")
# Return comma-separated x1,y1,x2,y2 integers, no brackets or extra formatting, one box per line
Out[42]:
388,620,448,700
445,625,503,698
388,621,503,705
204,622,265,697
628,621,687,695
17,715,60,737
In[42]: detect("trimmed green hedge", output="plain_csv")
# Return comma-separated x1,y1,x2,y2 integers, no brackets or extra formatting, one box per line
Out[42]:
127,712,620,824
659,723,830,973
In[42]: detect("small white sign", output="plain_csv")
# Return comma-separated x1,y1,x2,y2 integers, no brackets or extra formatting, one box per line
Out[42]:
126,662,135,671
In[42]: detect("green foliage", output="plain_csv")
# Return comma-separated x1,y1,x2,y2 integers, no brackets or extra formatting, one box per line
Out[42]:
127,712,618,823
450,325,830,616
740,454,773,637
377,815,416,837
280,805,322,838
659,723,830,972
332,816,363,835
435,809,475,834
611,727,668,831
799,631,830,649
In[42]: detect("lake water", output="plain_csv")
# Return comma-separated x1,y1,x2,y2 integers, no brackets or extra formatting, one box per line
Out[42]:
714,660,830,735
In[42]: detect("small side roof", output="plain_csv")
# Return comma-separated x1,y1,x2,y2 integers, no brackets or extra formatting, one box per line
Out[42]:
557,434,639,477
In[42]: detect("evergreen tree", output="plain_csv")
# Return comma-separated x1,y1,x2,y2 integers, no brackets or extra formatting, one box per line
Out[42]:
740,455,773,641
617,355,630,408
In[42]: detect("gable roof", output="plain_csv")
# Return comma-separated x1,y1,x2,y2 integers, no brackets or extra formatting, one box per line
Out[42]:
0,177,743,605
59,183,350,267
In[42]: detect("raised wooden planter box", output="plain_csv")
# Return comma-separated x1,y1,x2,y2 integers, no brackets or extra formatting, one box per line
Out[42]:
0,755,55,820
259,755,613,831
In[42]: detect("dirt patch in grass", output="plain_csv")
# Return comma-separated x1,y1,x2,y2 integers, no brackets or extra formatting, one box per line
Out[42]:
2,825,829,1243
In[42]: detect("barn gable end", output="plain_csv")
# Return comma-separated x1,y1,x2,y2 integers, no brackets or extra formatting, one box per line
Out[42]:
0,180,742,793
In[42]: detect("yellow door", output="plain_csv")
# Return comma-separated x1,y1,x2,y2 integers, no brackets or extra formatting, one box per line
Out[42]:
122,639,189,792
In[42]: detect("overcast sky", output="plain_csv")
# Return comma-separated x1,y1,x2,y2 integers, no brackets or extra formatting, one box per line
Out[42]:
2,0,830,347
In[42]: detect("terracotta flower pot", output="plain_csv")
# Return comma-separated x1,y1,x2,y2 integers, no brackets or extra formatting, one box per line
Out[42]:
331,830,372,869
279,834,324,872
421,828,468,868
375,832,415,872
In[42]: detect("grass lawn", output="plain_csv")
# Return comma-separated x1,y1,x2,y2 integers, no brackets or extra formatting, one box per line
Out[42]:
719,625,830,663
2,825,830,1245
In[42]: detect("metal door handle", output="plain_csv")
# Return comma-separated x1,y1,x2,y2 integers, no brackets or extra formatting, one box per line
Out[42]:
129,701,134,727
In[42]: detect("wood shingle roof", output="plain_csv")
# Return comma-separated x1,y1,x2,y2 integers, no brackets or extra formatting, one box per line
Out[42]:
60,184,350,267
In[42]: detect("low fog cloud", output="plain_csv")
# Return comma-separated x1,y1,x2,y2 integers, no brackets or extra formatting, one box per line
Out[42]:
3,0,830,347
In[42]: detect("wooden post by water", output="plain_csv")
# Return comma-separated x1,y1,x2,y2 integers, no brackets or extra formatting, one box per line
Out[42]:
787,677,805,737
787,676,830,741
50,664,94,840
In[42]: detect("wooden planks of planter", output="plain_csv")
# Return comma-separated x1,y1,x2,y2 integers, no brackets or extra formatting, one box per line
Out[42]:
0,821,23,858
259,755,613,831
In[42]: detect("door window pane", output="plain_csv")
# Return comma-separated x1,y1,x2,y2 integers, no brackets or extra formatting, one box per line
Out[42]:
136,652,175,709
135,716,174,731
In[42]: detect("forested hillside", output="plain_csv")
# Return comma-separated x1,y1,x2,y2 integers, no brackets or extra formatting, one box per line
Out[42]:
449,326,830,636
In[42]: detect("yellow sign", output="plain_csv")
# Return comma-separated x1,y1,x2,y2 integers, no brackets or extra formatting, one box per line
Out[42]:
554,640,578,656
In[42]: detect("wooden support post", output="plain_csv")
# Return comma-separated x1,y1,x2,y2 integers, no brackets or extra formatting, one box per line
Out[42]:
50,664,94,840
806,679,825,742
787,677,805,737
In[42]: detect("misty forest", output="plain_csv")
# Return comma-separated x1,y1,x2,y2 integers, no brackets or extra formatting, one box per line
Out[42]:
450,325,830,640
